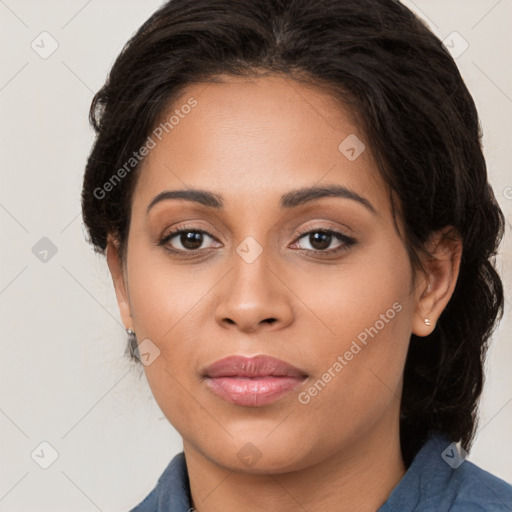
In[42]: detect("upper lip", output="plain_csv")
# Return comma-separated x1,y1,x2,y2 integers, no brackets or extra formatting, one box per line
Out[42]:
203,355,308,378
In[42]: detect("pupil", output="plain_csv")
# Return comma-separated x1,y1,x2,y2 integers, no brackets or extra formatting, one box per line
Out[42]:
310,232,331,250
182,231,203,250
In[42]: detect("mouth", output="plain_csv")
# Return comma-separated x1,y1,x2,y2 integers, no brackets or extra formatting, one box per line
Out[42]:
202,354,308,407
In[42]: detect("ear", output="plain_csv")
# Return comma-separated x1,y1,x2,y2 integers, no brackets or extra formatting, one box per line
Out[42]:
106,235,134,331
412,227,463,337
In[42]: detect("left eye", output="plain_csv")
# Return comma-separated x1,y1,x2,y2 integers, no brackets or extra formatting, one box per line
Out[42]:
292,229,355,253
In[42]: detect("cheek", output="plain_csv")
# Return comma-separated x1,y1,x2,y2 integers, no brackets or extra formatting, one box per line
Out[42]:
293,298,412,448
126,245,211,340
291,241,413,349
125,246,215,422
292,245,414,409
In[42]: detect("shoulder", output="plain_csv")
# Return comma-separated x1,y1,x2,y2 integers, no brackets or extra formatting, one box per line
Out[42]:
127,452,192,512
380,434,512,512
442,457,512,511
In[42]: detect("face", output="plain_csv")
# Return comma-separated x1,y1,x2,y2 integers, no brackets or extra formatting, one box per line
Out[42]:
108,74,433,473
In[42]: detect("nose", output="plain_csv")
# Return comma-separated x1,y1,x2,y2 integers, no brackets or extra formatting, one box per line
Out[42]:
214,252,294,333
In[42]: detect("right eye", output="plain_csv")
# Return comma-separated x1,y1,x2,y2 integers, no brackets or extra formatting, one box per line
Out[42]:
158,228,221,254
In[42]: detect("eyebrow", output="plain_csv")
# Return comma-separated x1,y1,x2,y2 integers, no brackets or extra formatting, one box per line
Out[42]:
146,184,376,215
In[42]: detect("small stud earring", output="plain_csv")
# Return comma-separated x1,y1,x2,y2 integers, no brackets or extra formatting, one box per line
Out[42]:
424,318,431,326
126,328,135,335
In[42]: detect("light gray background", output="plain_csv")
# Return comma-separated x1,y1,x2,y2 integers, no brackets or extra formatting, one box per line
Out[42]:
0,1,511,510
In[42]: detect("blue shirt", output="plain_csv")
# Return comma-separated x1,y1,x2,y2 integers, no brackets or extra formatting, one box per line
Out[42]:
129,434,512,511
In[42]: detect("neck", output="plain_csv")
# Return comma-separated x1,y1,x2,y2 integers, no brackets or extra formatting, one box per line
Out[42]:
184,419,406,512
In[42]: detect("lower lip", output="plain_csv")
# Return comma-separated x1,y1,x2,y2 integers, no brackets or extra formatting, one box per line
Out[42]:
204,376,306,407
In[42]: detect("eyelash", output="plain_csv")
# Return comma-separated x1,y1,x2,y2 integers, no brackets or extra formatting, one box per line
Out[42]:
293,226,356,255
158,224,357,258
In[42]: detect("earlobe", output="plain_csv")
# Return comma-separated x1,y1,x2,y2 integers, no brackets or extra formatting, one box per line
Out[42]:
105,235,134,330
412,227,463,337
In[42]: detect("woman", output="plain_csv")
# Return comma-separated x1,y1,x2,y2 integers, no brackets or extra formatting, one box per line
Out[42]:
81,0,512,510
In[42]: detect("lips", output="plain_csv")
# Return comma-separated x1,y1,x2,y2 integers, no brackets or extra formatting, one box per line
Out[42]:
203,354,308,378
202,355,308,407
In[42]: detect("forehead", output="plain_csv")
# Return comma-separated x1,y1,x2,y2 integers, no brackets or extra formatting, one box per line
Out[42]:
131,74,389,215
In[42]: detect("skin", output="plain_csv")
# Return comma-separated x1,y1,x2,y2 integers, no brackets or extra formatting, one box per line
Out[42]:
106,74,462,512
